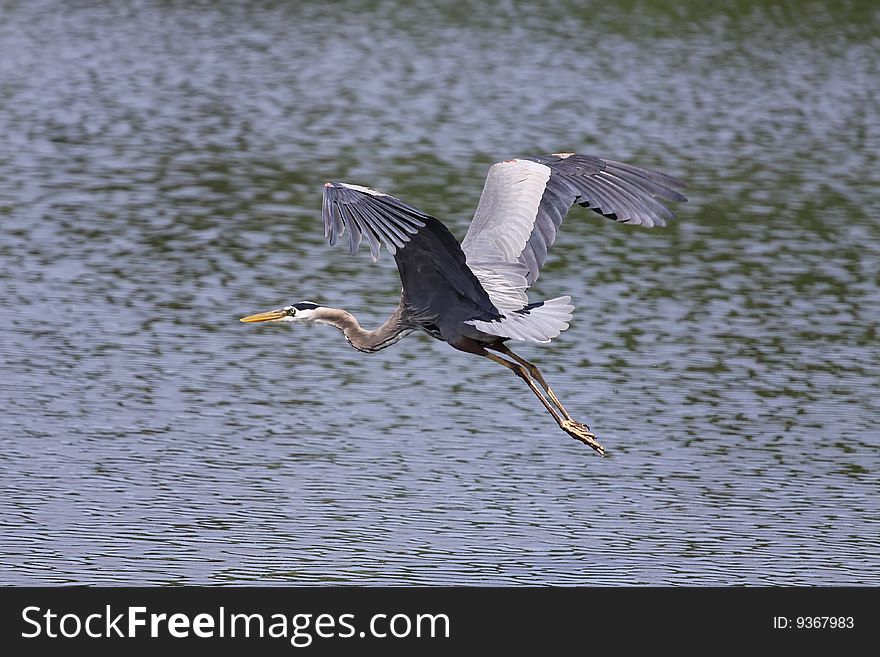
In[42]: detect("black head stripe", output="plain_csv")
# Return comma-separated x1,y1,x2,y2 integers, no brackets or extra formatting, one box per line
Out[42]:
293,302,319,311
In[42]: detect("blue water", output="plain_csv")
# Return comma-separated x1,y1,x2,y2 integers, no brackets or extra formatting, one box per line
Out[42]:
1,0,878,584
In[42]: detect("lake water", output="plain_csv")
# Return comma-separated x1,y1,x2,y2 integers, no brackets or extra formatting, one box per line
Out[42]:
1,0,878,585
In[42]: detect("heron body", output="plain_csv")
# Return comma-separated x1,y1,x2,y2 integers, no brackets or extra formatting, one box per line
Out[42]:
242,153,687,455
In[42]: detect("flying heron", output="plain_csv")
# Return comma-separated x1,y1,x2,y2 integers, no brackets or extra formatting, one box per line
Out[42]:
241,153,687,455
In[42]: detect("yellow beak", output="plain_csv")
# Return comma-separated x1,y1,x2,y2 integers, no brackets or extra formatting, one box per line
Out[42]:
240,309,286,323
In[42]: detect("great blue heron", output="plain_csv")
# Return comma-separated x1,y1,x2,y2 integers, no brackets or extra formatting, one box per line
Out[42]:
241,153,687,455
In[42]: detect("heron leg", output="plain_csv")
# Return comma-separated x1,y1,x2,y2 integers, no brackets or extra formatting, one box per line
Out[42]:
489,344,578,423
482,352,605,456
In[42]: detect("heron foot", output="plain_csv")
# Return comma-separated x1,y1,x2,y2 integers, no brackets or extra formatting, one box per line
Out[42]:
560,419,605,456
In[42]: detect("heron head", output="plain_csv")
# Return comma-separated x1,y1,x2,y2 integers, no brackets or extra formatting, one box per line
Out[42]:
240,301,321,324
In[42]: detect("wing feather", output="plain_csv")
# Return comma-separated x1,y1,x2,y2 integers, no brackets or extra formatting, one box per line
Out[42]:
461,153,687,288
459,153,686,342
321,182,501,326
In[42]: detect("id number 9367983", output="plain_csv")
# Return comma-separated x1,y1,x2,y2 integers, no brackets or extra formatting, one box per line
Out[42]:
773,616,854,630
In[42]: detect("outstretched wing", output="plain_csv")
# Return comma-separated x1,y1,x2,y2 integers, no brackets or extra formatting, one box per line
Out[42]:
458,153,686,342
321,181,501,326
460,153,688,289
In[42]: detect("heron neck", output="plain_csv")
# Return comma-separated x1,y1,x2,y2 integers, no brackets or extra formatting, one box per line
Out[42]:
313,306,409,353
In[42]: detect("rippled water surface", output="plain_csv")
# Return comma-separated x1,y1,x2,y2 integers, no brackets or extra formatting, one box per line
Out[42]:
2,0,878,585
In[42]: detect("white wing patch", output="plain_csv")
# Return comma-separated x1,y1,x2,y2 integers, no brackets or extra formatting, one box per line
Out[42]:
461,159,551,265
468,296,574,343
466,260,530,309
461,159,552,327
461,159,572,343
331,182,387,196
